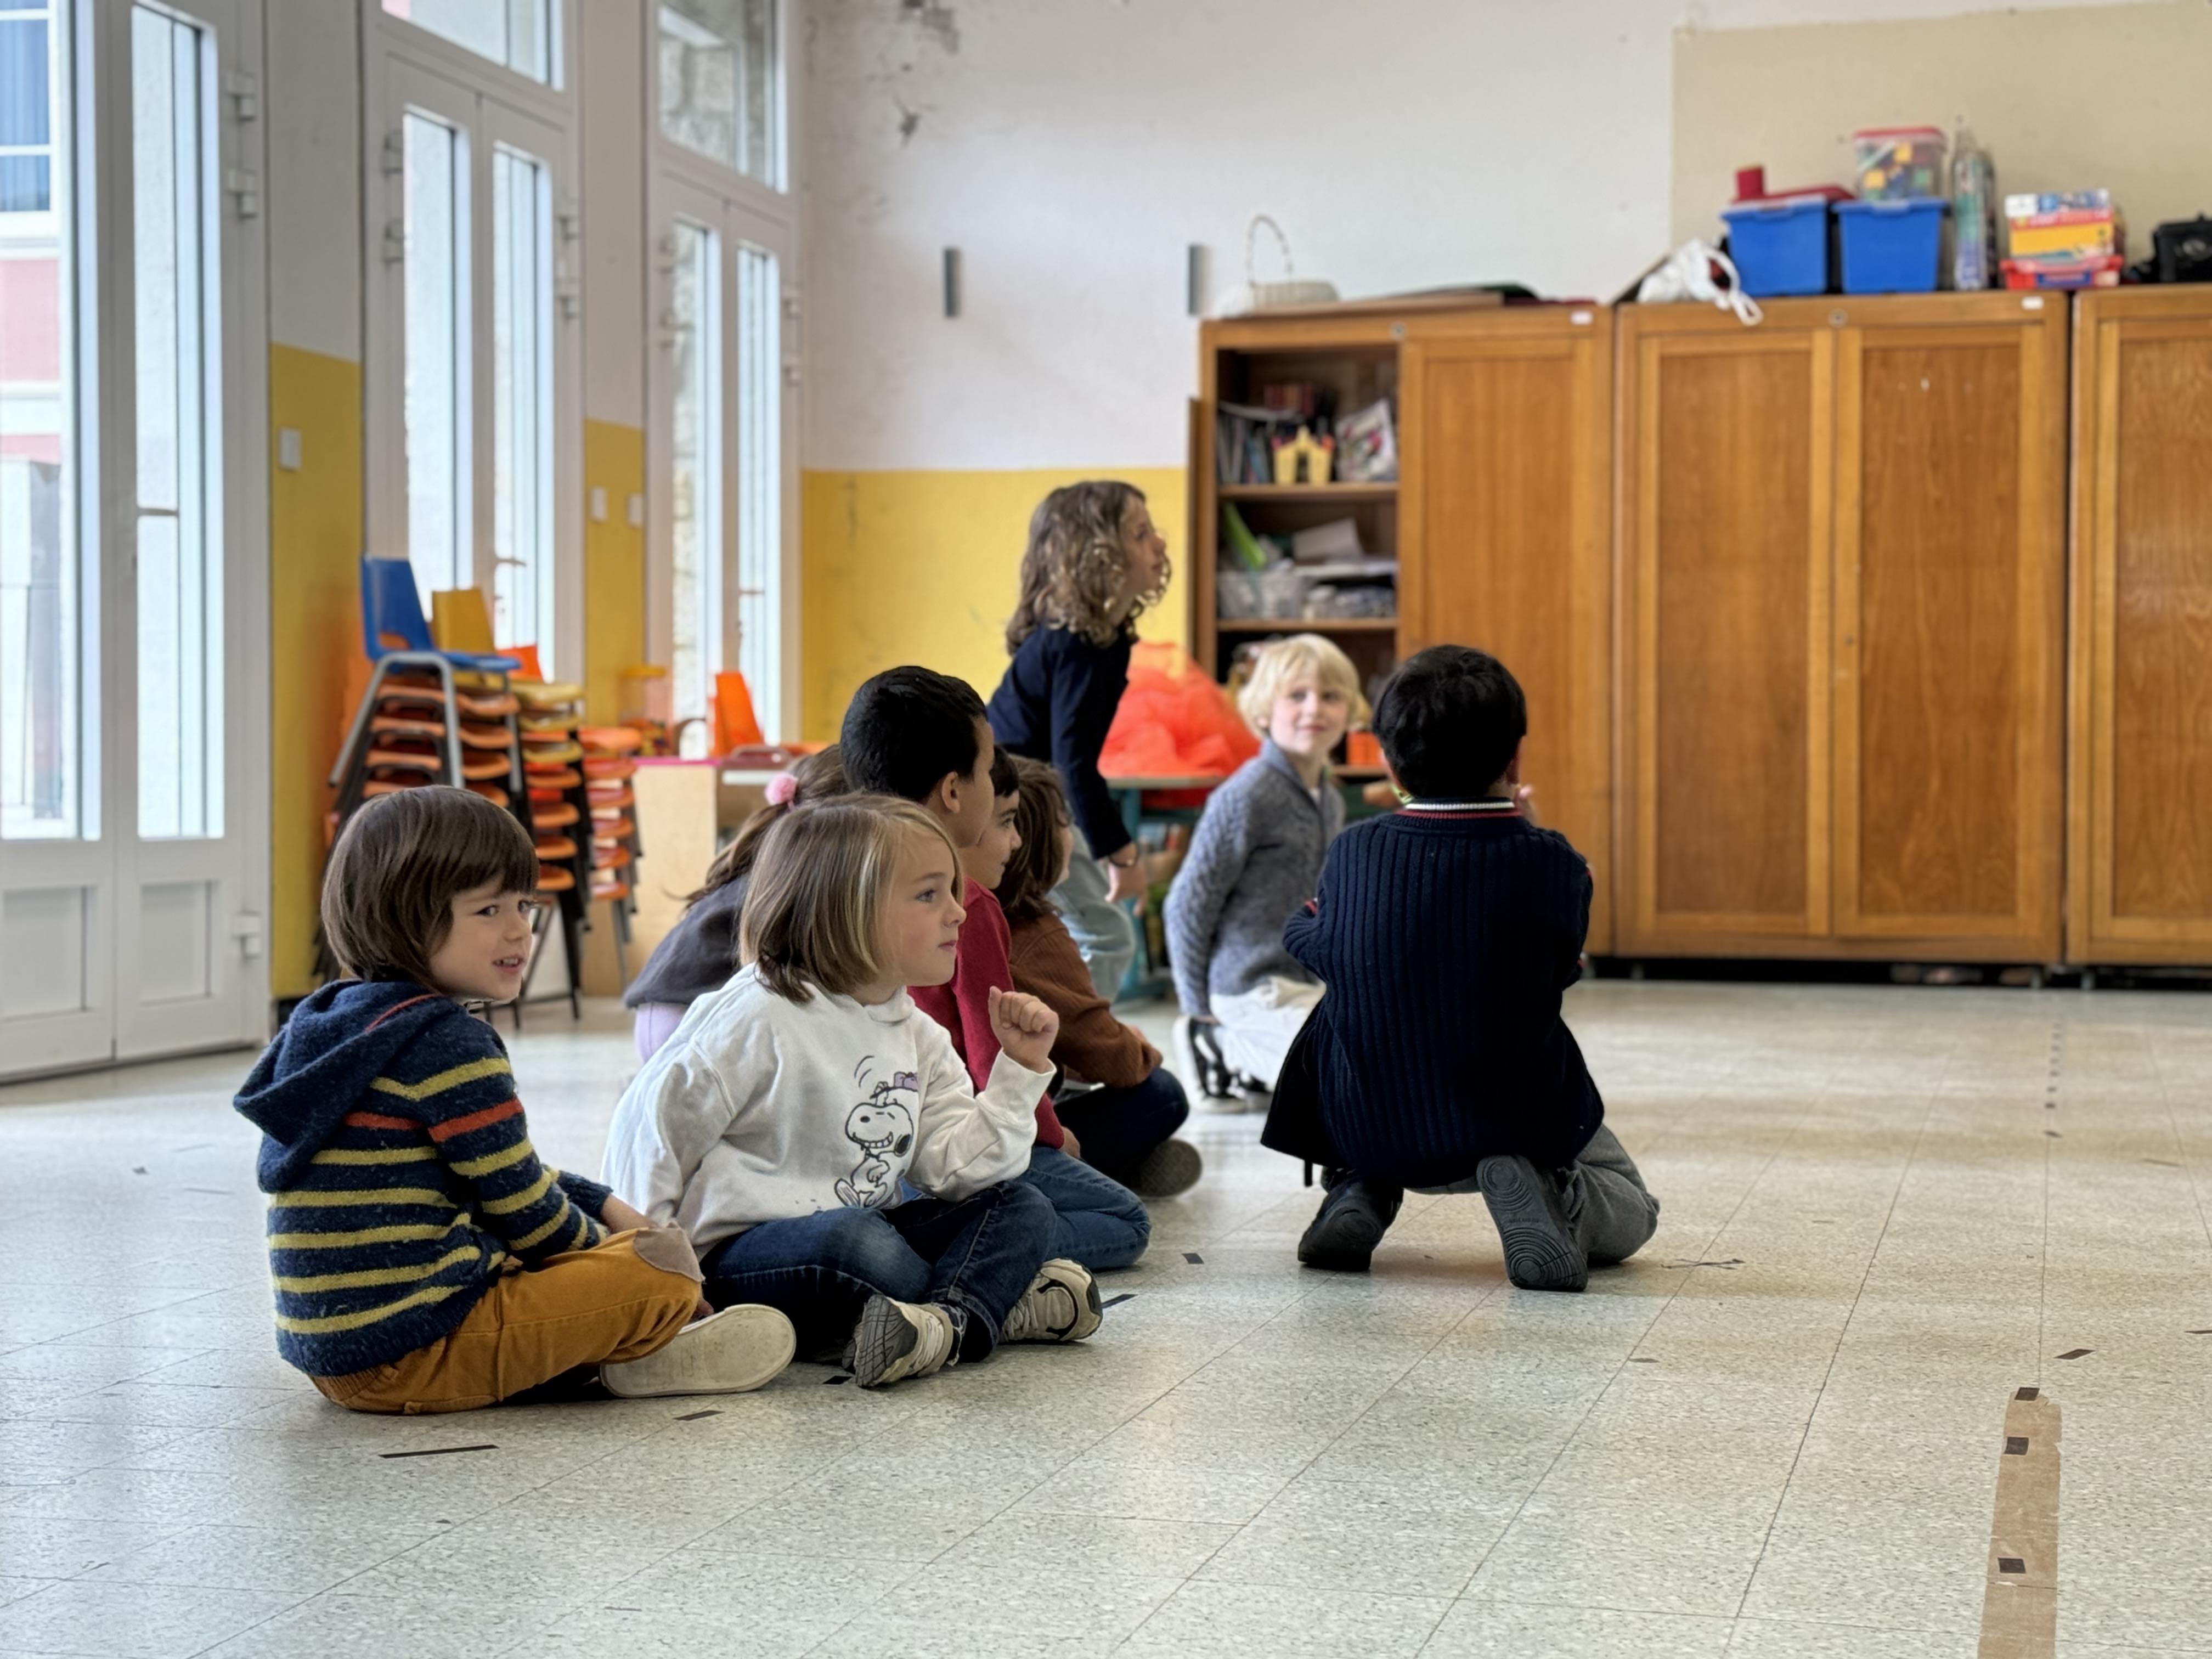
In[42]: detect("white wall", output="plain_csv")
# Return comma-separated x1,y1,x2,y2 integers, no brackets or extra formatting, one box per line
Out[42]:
264,0,360,359
800,0,2147,473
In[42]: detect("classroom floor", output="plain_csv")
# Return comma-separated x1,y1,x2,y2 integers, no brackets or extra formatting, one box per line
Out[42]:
1,981,2208,1658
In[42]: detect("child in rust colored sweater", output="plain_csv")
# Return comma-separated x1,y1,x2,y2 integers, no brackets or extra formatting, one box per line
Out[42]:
1000,758,1201,1203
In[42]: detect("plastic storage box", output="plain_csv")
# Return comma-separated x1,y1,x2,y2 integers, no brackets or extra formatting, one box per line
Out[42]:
1836,199,1946,294
1852,126,1946,201
1721,195,1832,296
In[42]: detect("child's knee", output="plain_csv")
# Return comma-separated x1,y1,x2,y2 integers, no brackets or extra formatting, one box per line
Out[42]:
806,1206,923,1286
991,1178,1063,1253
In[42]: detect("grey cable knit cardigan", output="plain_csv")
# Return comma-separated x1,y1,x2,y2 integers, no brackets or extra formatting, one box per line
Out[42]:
1163,740,1344,1017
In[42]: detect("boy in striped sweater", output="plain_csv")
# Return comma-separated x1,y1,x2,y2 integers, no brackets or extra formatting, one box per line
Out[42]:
235,786,794,1412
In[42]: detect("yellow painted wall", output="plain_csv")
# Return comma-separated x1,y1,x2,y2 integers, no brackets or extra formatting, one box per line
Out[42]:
798,466,1189,741
268,344,363,999
584,420,646,725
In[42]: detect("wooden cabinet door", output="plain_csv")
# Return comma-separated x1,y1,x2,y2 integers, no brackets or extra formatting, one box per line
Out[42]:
1616,306,1833,953
1399,308,1614,947
1831,297,2067,959
2069,289,2212,963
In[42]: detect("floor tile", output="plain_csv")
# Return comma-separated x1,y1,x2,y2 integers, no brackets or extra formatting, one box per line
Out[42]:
1114,1579,1450,1657
0,1579,295,1659
1426,1595,1736,1657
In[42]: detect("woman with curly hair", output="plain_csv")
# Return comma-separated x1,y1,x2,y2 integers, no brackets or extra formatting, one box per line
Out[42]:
985,481,1171,1000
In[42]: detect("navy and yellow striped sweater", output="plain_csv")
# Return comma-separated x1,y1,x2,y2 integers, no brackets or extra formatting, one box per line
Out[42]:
235,980,612,1377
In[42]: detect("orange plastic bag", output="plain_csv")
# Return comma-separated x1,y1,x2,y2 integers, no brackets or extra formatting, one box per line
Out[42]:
714,672,764,753
1099,642,1259,792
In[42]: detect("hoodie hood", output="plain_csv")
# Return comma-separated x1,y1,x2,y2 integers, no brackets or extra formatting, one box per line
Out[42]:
235,980,466,1190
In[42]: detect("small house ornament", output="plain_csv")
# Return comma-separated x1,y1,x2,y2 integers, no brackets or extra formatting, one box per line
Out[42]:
1271,425,1334,486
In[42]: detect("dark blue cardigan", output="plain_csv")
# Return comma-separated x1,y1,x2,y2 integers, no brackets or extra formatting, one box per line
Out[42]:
1275,804,1602,1185
987,625,1135,860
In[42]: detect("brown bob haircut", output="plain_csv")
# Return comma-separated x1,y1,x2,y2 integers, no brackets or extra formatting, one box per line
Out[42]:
739,795,962,1002
995,757,1070,925
321,786,539,986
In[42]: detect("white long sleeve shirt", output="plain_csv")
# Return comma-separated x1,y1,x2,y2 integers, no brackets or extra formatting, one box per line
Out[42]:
601,963,1053,1250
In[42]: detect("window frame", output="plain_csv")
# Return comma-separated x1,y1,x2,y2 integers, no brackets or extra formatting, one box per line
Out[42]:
642,0,797,742
361,0,582,678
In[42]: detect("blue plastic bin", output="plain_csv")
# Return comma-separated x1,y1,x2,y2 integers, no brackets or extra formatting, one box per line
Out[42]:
1721,196,1831,296
1835,199,1946,294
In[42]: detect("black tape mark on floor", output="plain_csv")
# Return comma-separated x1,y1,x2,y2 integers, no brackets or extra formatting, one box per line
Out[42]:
2143,1159,2182,1168
1183,1251,1204,1264
2016,1386,2039,1401
823,1374,851,1385
2056,1348,2092,1360
1999,1556,2026,1575
2187,1329,2212,1336
2005,1436,2030,1455
381,1443,496,1459
1101,1293,1136,1308
1628,1356,1658,1364
1663,1259,1744,1269
674,1409,721,1421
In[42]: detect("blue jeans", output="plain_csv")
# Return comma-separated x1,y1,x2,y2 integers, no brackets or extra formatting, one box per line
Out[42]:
698,1181,1056,1364
1022,1146,1150,1273
1054,1069,1190,1187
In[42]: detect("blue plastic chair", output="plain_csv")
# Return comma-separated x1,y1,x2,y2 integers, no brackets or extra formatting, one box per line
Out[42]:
330,556,522,787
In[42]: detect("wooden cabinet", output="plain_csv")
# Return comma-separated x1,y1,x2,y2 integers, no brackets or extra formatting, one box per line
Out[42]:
1618,294,2067,961
1192,303,1617,947
2067,288,2212,964
1400,308,1613,947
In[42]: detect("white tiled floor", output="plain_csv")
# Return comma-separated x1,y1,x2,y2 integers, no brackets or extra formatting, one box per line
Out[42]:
3,981,2209,1657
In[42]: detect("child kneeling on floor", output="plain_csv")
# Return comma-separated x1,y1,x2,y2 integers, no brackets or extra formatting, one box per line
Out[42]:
234,786,794,1413
601,795,1104,1387
1262,647,1661,1290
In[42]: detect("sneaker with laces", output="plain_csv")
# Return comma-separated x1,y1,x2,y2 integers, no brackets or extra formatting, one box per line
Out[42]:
600,1304,796,1398
1128,1137,1203,1198
843,1295,958,1387
1001,1258,1103,1344
1172,1016,1234,1103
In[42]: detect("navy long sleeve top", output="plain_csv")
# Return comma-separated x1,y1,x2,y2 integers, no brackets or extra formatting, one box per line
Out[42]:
986,625,1135,860
1282,801,1602,1186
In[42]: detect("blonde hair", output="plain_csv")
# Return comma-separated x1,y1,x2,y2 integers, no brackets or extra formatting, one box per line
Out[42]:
739,796,962,1002
1235,633,1371,735
1003,481,1170,652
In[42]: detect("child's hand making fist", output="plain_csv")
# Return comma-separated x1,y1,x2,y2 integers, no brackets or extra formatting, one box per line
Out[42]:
987,985,1060,1074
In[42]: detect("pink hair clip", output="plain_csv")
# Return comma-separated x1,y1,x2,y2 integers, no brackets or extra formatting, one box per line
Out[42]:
764,771,799,806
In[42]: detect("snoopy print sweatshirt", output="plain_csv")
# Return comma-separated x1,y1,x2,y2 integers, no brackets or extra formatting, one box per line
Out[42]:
600,962,1053,1251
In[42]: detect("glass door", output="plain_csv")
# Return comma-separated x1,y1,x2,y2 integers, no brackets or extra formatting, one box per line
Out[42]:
648,177,792,747
1,0,268,1077
370,58,578,676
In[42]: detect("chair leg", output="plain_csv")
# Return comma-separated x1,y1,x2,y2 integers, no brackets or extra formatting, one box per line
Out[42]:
328,659,395,788
565,907,584,1020
435,660,463,784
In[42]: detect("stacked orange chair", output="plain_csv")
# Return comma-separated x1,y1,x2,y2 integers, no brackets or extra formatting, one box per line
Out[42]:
514,680,590,896
578,727,644,905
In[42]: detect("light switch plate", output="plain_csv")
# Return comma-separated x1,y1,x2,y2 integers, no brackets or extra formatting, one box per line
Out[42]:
276,428,302,471
589,486,608,522
627,493,646,528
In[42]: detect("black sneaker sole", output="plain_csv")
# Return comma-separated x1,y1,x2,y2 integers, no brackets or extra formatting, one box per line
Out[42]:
1297,1204,1385,1273
843,1295,922,1387
1129,1139,1203,1199
1479,1155,1588,1293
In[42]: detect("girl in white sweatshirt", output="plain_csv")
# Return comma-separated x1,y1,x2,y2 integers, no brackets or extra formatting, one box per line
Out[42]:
602,795,1104,1387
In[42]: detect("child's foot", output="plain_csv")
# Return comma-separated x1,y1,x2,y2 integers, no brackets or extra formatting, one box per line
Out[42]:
843,1296,958,1388
600,1304,795,1397
1129,1137,1203,1198
1297,1175,1403,1272
1172,1017,1234,1102
1002,1259,1103,1343
1477,1155,1588,1293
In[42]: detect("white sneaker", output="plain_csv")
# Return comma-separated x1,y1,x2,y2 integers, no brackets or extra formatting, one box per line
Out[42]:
600,1304,795,1398
843,1295,958,1388
1002,1258,1103,1344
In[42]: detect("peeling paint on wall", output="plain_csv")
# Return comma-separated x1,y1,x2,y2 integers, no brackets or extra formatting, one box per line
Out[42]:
901,0,961,54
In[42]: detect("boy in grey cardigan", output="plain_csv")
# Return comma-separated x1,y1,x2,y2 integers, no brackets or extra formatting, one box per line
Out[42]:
1164,635,1364,1107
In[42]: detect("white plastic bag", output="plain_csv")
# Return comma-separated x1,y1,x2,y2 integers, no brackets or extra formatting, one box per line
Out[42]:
1215,215,1339,317
1637,240,1763,326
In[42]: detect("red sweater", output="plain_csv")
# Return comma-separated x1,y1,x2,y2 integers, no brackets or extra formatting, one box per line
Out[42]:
910,884,1065,1149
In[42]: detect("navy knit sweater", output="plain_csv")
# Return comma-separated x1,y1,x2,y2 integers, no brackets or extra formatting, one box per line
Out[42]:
235,981,613,1377
1280,802,1601,1184
987,625,1135,860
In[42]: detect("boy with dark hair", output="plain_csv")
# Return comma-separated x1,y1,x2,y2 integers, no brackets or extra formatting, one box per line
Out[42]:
1262,646,1660,1291
235,786,794,1411
842,666,1151,1272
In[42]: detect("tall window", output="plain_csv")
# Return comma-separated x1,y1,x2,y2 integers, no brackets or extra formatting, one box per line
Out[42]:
132,4,222,840
1,0,76,840
489,145,551,653
658,0,776,188
667,219,719,757
401,111,467,606
383,0,553,84
733,241,778,731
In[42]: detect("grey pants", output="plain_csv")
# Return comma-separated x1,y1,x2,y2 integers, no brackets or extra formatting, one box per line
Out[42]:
1051,822,1137,1002
1416,1125,1660,1266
